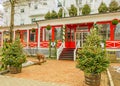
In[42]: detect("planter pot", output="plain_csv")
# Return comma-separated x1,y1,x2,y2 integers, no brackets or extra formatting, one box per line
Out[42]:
84,73,101,86
9,66,22,74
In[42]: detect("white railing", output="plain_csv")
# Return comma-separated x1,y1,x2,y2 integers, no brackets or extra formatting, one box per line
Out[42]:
74,41,80,61
57,42,65,60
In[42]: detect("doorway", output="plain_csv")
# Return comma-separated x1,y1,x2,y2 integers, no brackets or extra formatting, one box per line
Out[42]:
76,32,88,48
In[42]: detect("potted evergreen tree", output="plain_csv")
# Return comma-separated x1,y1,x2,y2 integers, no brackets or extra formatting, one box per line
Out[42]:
82,4,91,15
98,2,108,13
76,27,109,86
1,38,26,74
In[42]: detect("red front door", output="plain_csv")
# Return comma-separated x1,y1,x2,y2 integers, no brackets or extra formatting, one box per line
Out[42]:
65,28,75,48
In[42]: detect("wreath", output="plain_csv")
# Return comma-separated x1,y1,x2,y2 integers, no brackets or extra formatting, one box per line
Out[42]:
112,19,119,25
46,25,51,30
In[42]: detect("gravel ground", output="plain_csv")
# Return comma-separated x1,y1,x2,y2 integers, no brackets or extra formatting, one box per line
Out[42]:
5,57,109,86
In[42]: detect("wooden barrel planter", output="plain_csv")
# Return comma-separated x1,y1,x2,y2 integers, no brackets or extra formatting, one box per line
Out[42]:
85,73,101,86
9,66,22,74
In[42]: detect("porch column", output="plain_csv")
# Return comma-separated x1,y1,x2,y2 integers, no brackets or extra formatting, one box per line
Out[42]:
38,27,40,48
27,29,29,48
52,26,55,41
110,23,115,41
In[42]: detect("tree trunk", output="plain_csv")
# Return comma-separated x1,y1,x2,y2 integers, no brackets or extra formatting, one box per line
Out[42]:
10,0,15,43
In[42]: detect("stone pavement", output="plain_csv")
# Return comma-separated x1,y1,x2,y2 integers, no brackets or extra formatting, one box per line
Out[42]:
0,75,68,86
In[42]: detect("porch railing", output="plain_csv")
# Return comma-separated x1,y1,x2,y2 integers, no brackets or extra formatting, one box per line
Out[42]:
74,40,80,61
57,42,65,60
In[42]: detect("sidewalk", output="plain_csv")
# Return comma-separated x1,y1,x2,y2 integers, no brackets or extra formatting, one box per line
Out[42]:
0,75,67,86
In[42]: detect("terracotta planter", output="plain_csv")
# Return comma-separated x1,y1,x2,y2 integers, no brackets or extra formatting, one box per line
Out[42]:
9,66,22,74
84,73,101,86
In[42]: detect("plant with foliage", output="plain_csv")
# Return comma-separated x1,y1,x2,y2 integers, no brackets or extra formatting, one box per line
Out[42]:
46,25,51,30
112,19,119,25
1,38,26,68
68,4,77,17
51,10,58,19
58,8,63,18
82,4,91,15
98,2,108,13
109,0,119,12
44,11,51,20
76,27,109,74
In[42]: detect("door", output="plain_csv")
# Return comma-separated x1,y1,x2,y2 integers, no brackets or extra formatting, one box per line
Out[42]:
76,32,88,48
65,28,75,48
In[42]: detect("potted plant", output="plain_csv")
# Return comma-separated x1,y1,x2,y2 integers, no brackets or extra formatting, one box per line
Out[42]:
76,27,109,86
112,19,119,25
1,38,26,74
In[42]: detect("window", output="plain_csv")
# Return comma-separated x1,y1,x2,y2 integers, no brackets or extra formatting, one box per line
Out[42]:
114,23,120,40
54,27,62,40
23,31,27,42
44,29,52,41
20,9,24,13
30,31,36,42
97,24,110,40
34,5,38,9
31,18,36,23
20,19,24,25
43,2,47,5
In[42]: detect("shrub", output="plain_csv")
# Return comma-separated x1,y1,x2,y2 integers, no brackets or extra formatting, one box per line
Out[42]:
68,4,77,17
82,4,91,15
44,11,51,20
51,10,58,19
98,2,108,13
109,0,119,12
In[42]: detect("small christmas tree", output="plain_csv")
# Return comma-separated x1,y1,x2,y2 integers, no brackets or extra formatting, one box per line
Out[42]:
98,2,108,13
1,38,26,73
76,26,109,86
82,4,91,15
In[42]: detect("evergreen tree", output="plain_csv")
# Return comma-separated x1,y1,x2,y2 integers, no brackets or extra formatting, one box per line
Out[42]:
68,4,77,17
82,4,91,15
58,8,63,18
98,2,108,13
51,10,58,19
109,0,119,12
44,11,51,20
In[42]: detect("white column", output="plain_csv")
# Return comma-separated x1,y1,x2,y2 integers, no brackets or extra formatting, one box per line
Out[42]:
38,26,40,48
27,29,29,48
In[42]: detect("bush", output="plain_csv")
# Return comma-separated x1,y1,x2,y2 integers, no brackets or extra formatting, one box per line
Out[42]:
98,2,108,13
82,4,91,15
44,11,51,20
51,10,58,19
76,27,109,74
109,0,119,12
68,4,77,17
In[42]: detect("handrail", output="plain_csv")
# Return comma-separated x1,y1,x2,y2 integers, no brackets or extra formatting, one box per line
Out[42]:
74,41,80,61
57,42,64,60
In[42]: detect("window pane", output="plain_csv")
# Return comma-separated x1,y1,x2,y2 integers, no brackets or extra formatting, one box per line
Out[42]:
97,24,110,40
23,31,27,42
45,29,51,41
30,31,36,42
114,23,120,40
55,27,62,40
